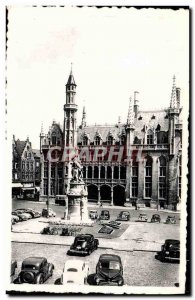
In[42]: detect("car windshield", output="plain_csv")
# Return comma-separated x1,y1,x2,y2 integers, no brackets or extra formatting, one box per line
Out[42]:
75,240,87,247
100,261,120,270
67,268,78,272
22,264,37,270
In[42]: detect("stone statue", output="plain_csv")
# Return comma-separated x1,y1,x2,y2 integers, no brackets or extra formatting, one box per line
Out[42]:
71,157,83,182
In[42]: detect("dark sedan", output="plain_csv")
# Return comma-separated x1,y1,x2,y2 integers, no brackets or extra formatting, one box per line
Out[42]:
159,239,180,262
67,234,99,256
95,254,124,286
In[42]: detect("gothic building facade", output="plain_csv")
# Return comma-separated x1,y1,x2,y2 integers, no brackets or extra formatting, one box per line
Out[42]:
39,69,182,210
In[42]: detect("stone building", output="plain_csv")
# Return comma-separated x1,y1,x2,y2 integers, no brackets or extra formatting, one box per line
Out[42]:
40,69,182,210
12,136,41,198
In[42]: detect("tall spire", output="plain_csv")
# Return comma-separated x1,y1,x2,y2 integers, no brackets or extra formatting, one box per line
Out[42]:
66,63,76,86
170,75,177,108
127,97,134,125
81,106,86,128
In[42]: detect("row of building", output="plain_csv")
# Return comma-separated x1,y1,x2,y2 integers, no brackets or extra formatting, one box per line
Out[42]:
12,69,182,210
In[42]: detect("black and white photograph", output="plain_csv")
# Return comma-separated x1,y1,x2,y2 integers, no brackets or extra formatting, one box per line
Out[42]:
5,5,189,295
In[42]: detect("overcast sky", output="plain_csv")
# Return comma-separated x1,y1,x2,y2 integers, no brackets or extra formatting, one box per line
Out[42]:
7,6,189,148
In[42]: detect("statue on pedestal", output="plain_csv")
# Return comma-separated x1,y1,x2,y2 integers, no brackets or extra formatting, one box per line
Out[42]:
71,157,83,182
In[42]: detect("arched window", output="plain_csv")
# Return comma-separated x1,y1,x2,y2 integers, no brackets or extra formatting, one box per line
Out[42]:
100,166,105,179
120,166,126,179
94,166,99,179
107,136,113,146
82,166,86,178
95,136,101,146
52,134,57,145
159,156,167,199
83,136,88,146
145,156,152,197
88,166,92,179
147,129,153,145
107,166,112,179
132,160,138,197
114,166,119,179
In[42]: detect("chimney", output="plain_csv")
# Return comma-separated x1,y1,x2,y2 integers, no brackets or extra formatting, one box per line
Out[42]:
134,91,139,118
176,87,181,108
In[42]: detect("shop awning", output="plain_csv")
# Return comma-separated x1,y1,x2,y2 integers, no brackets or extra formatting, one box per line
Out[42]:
12,183,23,188
22,187,35,191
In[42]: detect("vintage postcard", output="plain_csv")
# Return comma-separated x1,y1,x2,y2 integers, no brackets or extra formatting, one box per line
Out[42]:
6,6,189,295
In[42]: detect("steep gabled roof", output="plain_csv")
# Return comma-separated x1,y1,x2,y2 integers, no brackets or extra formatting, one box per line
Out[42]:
15,140,26,157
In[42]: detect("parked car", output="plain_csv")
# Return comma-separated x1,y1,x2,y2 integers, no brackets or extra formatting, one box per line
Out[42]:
165,216,176,224
17,257,54,284
12,211,30,221
11,260,17,283
95,254,124,286
14,209,33,219
42,208,56,218
25,208,41,218
89,210,98,220
68,234,99,256
137,213,148,222
151,214,161,223
159,239,180,262
99,210,110,220
117,211,130,221
61,260,89,285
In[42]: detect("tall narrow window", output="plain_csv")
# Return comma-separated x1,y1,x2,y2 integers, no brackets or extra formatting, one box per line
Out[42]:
121,135,125,145
52,135,57,145
132,161,138,197
179,156,182,198
83,166,86,179
114,166,119,179
107,166,112,179
107,136,113,146
50,180,55,195
95,136,101,146
147,129,153,145
44,163,48,177
159,156,167,199
88,166,92,178
83,136,88,146
145,156,152,197
100,166,105,179
94,166,99,179
51,164,55,178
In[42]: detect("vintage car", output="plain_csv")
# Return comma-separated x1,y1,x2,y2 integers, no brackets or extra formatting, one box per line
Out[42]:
12,211,31,221
61,260,89,285
17,257,54,284
159,239,180,262
89,210,98,220
68,234,99,256
95,254,124,286
137,213,148,222
151,214,161,223
99,210,110,221
42,208,56,218
165,216,176,224
25,208,41,218
11,260,17,283
116,211,130,221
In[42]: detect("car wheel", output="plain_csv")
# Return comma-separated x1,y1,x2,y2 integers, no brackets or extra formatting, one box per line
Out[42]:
88,249,92,255
118,280,124,286
35,274,44,284
48,264,54,276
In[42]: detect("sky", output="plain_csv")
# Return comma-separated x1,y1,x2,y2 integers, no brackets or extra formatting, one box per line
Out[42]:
6,6,189,148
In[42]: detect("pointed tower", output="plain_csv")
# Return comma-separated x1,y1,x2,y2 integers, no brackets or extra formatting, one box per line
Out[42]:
168,75,182,209
81,106,86,128
133,91,139,118
63,64,78,148
126,97,135,146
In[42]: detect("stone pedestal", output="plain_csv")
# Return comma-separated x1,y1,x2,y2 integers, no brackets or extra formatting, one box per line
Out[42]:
67,180,90,223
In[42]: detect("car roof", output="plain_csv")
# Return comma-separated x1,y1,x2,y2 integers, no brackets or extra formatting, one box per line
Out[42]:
89,210,97,213
75,234,93,239
65,259,84,269
22,257,47,266
99,254,121,262
152,214,160,217
120,211,130,214
165,239,180,244
101,210,109,213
